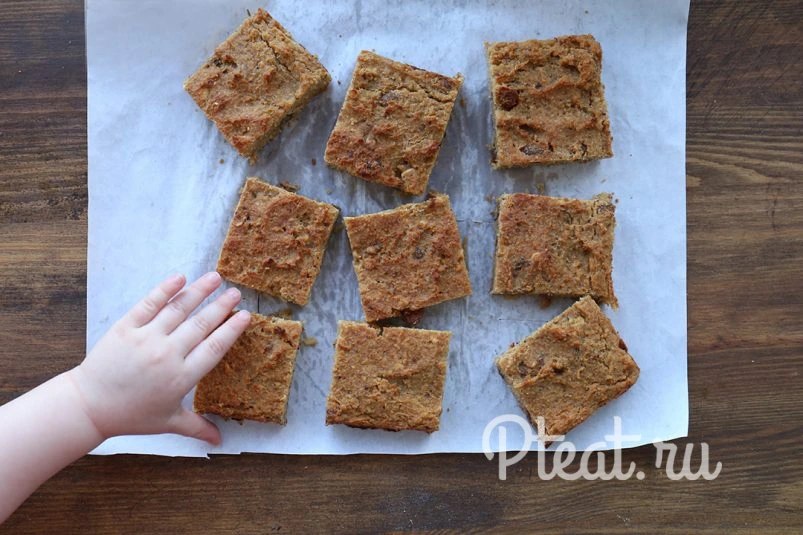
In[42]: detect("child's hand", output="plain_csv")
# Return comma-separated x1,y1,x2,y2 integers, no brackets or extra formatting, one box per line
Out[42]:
68,272,250,445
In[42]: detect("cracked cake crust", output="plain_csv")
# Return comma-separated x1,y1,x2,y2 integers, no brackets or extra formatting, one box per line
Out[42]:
486,35,613,168
325,321,451,432
496,296,639,441
344,193,472,322
194,314,303,424
184,8,330,161
324,51,462,195
217,177,339,306
492,192,617,307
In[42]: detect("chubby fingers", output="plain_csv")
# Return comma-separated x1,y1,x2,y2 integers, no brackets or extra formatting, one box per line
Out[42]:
183,310,251,387
171,287,242,355
123,274,186,328
168,408,221,446
152,272,222,334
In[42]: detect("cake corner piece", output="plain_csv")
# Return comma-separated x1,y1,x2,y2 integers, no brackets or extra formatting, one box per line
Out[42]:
184,9,330,161
496,296,638,441
487,34,612,168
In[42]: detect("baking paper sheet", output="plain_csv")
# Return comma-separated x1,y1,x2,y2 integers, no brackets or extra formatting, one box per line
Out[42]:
86,0,689,456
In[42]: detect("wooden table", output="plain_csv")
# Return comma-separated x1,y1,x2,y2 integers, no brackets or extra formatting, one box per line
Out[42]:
1,1,801,532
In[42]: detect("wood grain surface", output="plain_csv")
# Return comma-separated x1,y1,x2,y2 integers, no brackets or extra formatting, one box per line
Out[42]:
1,0,801,533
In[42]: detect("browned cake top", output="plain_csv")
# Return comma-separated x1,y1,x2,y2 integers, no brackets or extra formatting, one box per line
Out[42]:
487,35,612,168
194,314,303,424
217,177,339,306
496,296,639,439
493,192,617,307
325,321,451,433
184,8,330,159
344,194,472,322
324,50,462,195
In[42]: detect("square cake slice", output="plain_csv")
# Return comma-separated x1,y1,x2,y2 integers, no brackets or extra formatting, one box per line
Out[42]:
184,9,330,161
496,296,639,441
486,35,613,168
217,177,339,306
492,192,617,307
344,194,472,322
324,51,462,195
194,314,303,424
325,321,451,432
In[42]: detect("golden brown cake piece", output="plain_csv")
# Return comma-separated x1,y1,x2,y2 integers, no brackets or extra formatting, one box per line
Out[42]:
325,321,451,432
194,314,302,424
324,51,462,195
492,192,617,307
184,9,330,161
486,35,613,168
344,194,472,322
496,296,639,441
217,177,338,306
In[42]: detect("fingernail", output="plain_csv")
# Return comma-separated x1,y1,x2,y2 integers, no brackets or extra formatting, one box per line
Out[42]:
236,310,251,322
202,271,221,283
225,287,241,299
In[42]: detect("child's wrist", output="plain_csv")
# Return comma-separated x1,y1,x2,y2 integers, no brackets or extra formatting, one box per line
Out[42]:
63,367,108,444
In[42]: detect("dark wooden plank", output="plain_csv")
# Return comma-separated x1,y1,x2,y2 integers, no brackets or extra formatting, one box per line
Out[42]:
0,221,86,395
686,1,803,107
686,105,803,353
0,0,802,533
0,0,87,224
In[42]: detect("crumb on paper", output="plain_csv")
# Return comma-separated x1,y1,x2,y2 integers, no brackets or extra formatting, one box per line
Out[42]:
275,308,294,319
219,158,225,164
538,295,553,309
484,193,494,203
460,97,466,107
311,158,317,166
279,181,300,192
536,182,545,194
400,309,424,326
302,337,317,347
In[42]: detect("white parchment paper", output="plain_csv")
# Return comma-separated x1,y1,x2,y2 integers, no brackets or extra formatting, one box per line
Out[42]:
87,0,689,456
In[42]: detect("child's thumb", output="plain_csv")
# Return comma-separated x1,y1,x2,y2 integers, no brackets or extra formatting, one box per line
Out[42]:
170,409,222,446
